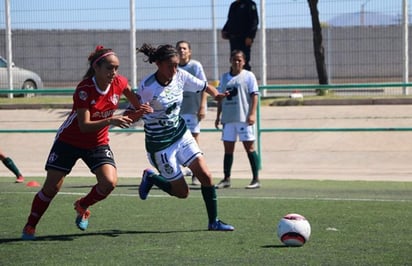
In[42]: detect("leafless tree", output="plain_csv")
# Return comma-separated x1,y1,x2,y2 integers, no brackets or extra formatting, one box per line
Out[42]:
307,0,329,92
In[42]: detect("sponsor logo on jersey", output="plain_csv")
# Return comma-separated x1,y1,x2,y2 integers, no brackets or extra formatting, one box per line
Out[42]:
92,110,116,119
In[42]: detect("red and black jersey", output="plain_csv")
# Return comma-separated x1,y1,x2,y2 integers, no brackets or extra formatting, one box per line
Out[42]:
56,75,128,149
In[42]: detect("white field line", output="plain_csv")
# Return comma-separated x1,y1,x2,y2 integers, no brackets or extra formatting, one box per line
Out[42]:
1,191,411,203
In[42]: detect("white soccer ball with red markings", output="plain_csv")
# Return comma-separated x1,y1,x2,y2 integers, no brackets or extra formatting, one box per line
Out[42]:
277,213,311,247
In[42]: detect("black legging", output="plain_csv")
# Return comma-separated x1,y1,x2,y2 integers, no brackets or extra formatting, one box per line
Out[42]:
229,36,252,71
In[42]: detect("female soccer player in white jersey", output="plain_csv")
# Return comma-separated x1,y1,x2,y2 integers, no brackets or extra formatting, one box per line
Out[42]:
176,40,208,185
131,43,234,231
214,50,260,189
21,46,152,240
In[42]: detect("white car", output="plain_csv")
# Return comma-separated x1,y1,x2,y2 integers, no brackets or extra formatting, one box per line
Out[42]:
0,56,43,97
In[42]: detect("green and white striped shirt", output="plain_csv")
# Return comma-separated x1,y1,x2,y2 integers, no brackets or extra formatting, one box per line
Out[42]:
137,69,207,152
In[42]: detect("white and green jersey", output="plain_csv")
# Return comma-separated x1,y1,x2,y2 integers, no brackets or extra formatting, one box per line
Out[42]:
218,69,259,123
179,59,207,115
137,69,207,153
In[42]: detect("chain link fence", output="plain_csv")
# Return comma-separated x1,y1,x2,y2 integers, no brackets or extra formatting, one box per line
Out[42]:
0,0,408,96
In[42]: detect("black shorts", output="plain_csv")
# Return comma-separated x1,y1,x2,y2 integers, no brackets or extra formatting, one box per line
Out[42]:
45,139,116,174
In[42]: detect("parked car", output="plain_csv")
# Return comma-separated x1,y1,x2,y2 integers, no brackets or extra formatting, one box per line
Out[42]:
0,56,43,97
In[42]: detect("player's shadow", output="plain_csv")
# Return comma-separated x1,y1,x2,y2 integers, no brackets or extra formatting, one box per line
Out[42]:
261,244,297,249
65,184,137,189
65,184,204,191
0,228,205,243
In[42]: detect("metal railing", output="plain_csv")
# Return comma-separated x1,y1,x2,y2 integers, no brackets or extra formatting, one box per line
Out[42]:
2,82,412,169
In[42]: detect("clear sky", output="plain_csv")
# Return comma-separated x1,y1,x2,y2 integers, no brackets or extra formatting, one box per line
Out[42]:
0,0,403,30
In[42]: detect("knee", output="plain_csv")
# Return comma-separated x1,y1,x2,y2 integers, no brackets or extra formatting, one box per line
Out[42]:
108,179,117,190
42,186,59,198
197,174,213,187
175,192,189,199
96,177,116,195
99,182,116,195
173,187,189,199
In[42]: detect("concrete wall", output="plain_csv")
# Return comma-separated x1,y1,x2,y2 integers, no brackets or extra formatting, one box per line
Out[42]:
0,25,405,86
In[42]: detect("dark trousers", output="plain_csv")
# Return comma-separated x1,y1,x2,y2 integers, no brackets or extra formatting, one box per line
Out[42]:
229,37,252,71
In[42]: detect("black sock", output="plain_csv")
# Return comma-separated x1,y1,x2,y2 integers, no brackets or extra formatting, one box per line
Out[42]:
149,173,172,195
247,151,259,181
2,157,22,177
201,186,217,224
223,153,233,180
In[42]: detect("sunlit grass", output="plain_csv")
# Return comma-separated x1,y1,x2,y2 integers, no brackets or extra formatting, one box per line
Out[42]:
1,177,411,265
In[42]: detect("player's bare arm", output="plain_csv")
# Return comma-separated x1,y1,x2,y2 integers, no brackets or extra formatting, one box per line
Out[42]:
125,103,153,122
247,93,258,125
122,86,153,122
197,91,207,121
122,84,141,109
215,100,223,129
77,108,133,132
205,84,229,101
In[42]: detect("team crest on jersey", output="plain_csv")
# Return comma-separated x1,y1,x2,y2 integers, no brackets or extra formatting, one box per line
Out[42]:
47,152,58,163
110,94,120,105
78,90,88,101
163,163,174,175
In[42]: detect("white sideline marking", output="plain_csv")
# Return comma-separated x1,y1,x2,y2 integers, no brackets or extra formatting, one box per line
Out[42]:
1,191,411,203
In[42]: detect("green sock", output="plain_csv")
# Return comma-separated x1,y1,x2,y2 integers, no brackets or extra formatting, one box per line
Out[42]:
223,153,233,179
2,157,22,177
149,173,172,195
201,186,217,224
247,151,259,181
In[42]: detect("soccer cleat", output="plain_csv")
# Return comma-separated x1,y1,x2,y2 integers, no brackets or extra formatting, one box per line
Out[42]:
208,219,235,231
183,168,193,176
215,179,231,189
22,224,36,240
15,176,25,183
191,176,201,186
139,168,155,200
245,180,260,189
74,200,91,231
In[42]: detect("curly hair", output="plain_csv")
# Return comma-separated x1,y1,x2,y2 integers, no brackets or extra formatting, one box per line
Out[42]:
137,43,178,64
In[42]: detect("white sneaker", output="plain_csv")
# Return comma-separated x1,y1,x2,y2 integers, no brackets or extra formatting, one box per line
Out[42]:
215,179,231,189
191,176,201,186
183,168,193,176
245,181,260,189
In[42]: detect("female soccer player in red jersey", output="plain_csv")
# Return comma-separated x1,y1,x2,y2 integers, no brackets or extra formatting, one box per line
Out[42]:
21,46,152,240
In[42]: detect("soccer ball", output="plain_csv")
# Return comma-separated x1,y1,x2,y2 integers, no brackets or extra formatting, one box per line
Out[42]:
277,213,311,247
